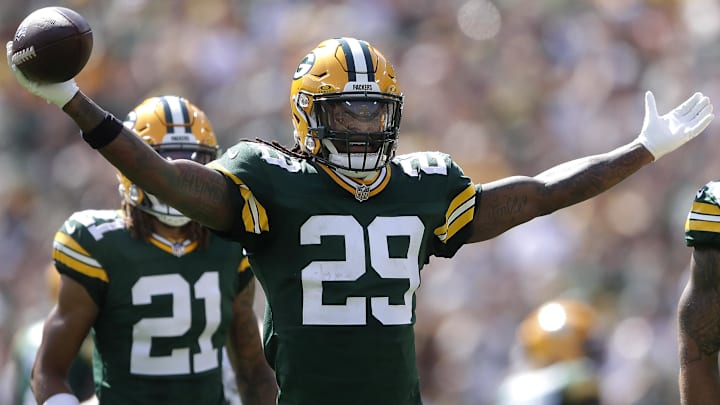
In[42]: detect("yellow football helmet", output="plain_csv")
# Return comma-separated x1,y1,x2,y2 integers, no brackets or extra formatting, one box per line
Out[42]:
290,37,403,175
517,299,598,368
118,95,219,227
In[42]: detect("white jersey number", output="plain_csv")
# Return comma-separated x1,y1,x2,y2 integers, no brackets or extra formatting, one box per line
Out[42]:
300,216,422,326
130,272,221,375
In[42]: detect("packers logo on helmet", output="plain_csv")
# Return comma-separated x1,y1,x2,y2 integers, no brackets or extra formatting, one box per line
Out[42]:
118,95,219,227
290,37,404,176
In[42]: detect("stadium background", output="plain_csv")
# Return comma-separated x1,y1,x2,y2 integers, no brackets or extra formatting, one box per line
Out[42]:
1,0,720,404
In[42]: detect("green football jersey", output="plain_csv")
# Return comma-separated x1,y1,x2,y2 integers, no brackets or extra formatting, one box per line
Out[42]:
208,141,478,405
52,209,252,405
685,181,720,246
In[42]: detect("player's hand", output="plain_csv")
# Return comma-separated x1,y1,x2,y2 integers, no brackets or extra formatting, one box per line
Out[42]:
636,90,714,160
6,41,78,107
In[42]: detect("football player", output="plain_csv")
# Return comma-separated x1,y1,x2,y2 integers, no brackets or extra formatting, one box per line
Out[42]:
28,96,276,404
497,299,603,404
678,181,720,404
5,37,714,404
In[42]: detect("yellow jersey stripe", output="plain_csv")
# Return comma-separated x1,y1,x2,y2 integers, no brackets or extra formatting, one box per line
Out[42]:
446,199,476,240
434,185,476,242
239,257,250,273
686,219,720,233
448,185,476,219
54,231,92,257
321,165,357,195
53,235,102,268
52,247,108,282
691,201,720,216
208,163,269,234
372,170,391,197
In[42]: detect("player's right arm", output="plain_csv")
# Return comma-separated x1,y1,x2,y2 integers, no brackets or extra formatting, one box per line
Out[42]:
32,273,98,404
63,92,236,233
5,44,237,233
678,246,720,404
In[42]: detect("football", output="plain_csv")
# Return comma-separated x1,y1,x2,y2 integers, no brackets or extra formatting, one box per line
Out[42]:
11,6,93,83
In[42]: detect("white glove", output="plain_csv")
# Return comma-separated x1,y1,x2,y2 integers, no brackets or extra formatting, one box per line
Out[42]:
6,41,79,107
636,90,714,160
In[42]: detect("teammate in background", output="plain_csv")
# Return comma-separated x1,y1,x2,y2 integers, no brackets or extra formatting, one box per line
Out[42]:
678,181,720,404
6,37,714,404
497,299,603,405
10,265,94,405
28,96,276,404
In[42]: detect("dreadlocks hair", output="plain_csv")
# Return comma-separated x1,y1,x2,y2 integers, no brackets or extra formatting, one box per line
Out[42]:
121,199,211,250
254,137,309,159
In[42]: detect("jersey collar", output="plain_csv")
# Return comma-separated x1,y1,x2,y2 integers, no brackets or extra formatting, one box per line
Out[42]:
318,164,391,202
149,233,198,257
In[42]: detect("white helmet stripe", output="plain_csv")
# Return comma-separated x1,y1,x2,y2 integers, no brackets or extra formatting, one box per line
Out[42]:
339,37,374,83
161,96,191,134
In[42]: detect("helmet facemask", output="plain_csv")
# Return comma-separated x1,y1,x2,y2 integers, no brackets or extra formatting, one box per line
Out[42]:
307,94,402,174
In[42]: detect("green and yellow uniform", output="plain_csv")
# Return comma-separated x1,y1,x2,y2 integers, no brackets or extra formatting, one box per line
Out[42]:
208,141,478,405
52,209,252,404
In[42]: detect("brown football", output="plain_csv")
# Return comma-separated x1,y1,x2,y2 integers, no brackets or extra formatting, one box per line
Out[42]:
11,7,93,83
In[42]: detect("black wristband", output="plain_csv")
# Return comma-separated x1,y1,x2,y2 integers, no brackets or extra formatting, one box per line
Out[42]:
81,114,123,149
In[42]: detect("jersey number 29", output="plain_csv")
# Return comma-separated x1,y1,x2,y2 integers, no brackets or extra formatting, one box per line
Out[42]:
301,215,422,326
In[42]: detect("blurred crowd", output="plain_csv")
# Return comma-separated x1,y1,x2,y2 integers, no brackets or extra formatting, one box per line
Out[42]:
2,0,720,404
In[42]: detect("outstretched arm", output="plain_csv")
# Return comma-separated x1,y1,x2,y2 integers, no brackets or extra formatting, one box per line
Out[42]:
469,91,713,243
62,93,235,232
469,141,651,242
678,246,720,404
5,41,235,232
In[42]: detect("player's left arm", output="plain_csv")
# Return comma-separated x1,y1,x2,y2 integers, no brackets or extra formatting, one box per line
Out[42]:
467,91,713,243
468,141,651,242
226,280,278,405
678,246,720,405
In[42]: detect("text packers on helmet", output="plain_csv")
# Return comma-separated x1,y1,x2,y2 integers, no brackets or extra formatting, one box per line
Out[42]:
290,37,403,176
517,299,598,368
119,95,219,227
